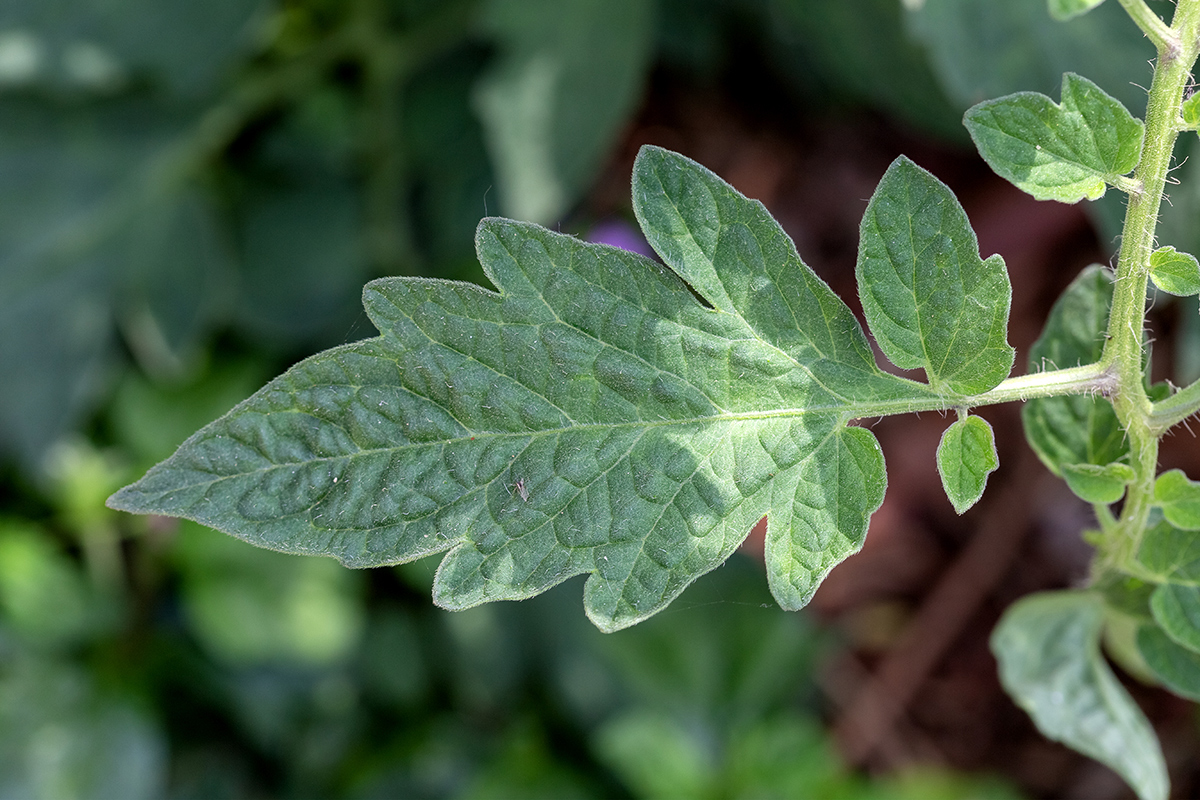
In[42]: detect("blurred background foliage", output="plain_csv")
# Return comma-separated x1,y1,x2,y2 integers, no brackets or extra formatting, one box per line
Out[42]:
0,0,1193,796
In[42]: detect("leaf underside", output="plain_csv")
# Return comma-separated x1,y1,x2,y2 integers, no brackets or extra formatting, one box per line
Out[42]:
992,591,1168,800
112,146,982,631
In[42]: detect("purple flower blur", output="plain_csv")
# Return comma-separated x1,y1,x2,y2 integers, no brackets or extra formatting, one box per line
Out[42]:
586,218,656,260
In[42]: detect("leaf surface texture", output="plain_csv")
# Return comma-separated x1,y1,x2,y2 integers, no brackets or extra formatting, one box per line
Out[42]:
112,146,951,631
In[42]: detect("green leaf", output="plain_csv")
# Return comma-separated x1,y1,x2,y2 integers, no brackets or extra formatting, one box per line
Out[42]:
1061,462,1135,504
1148,246,1200,297
758,427,886,611
991,591,1167,800
109,145,939,632
474,0,654,223
935,414,998,513
1150,583,1200,653
1136,623,1200,701
1154,469,1200,530
1022,265,1127,476
964,73,1144,203
1136,518,1200,584
907,0,1156,118
1048,0,1107,20
857,156,1014,394
1182,93,1200,127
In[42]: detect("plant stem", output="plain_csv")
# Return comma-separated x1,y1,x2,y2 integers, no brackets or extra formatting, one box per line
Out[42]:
973,362,1117,404
1102,0,1200,565
1119,0,1173,49
1148,376,1200,430
845,362,1114,420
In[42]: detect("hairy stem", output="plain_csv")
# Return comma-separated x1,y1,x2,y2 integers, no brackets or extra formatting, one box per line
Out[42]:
1102,0,1200,565
1148,376,1200,430
846,362,1114,420
1118,0,1174,49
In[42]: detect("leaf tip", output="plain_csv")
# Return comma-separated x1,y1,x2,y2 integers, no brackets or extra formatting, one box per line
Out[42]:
631,143,677,184
105,482,150,515
104,487,131,512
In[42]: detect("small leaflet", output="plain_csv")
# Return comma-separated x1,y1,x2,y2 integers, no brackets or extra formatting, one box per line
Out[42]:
936,414,998,514
1061,462,1135,504
1183,93,1200,128
1148,246,1200,297
964,72,1144,203
857,156,1014,395
1135,519,1200,584
1154,469,1200,531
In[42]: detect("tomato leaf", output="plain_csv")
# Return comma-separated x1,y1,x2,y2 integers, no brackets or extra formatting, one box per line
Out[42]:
964,73,1143,203
992,591,1167,800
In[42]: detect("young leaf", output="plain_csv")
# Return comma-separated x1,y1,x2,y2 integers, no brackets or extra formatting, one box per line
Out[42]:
857,156,1014,395
1148,246,1200,297
964,73,1144,203
1048,0,1107,21
991,591,1168,800
1136,624,1200,701
1154,469,1200,530
1022,266,1127,476
109,145,939,633
1136,519,1200,584
935,414,998,513
1182,93,1200,127
1150,583,1200,653
1061,462,1135,504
